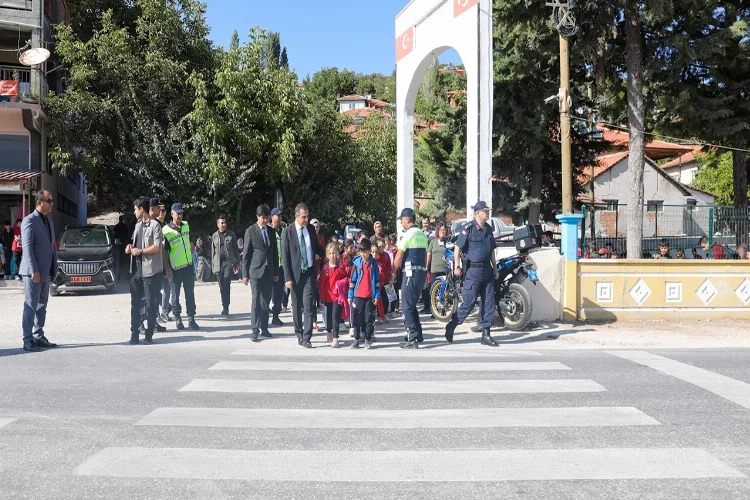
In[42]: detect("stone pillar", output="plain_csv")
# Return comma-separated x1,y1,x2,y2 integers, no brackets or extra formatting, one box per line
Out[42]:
556,213,584,322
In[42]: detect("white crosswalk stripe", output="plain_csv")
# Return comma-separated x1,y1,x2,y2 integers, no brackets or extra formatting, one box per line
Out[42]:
74,347,746,485
0,418,16,429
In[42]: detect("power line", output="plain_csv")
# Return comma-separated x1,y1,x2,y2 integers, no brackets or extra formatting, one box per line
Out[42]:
572,115,750,154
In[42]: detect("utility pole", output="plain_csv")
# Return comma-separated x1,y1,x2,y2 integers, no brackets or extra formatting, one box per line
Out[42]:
547,1,579,215
588,85,595,239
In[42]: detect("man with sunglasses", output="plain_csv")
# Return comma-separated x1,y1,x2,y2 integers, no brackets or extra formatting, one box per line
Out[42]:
19,191,59,352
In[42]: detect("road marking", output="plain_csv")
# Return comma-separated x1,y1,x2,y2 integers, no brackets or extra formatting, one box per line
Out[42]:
608,351,750,410
209,361,570,372
77,447,743,481
230,348,543,357
0,418,16,429
136,407,659,428
178,379,607,394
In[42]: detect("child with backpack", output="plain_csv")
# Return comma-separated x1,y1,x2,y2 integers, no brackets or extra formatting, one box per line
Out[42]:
347,239,380,349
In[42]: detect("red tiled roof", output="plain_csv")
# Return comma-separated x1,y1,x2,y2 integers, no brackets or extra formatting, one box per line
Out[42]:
577,152,629,185
338,94,366,101
0,170,42,182
596,125,696,160
367,98,391,109
662,146,703,169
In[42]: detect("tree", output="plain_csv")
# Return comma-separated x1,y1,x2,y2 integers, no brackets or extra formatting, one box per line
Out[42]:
353,112,398,223
303,67,358,103
280,47,288,70
693,151,749,206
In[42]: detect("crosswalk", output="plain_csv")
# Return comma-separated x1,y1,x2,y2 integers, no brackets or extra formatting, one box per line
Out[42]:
74,344,745,489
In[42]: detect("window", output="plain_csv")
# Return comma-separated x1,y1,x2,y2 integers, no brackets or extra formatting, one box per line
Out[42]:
604,200,618,211
686,199,697,210
647,201,664,213
57,192,79,218
60,228,109,247
0,135,30,170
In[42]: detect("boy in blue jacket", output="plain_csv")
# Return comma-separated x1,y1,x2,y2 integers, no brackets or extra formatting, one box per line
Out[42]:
348,239,380,349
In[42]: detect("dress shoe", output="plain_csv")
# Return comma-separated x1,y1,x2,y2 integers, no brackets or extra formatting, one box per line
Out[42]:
155,324,167,333
301,342,313,348
271,316,283,326
188,318,200,330
260,331,272,338
175,316,185,330
399,340,419,349
481,328,499,347
34,336,57,348
251,332,260,342
144,335,153,345
445,320,457,344
128,335,140,345
221,308,229,316
23,342,41,352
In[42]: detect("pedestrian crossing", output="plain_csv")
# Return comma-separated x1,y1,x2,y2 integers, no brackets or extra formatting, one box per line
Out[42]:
75,346,745,489
0,418,16,429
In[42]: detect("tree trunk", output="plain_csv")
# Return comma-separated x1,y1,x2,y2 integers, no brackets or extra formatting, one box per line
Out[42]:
733,133,748,246
527,153,543,224
235,196,243,228
625,0,645,259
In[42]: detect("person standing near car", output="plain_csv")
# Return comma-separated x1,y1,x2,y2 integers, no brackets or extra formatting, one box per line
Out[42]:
2,220,14,279
12,217,22,280
392,208,428,350
162,203,200,331
444,201,501,347
19,191,58,352
212,215,240,316
126,197,165,345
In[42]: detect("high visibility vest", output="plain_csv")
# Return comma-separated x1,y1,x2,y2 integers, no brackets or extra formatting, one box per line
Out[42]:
162,221,193,270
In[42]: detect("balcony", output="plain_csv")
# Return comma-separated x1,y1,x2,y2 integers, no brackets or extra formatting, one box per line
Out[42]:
0,64,47,104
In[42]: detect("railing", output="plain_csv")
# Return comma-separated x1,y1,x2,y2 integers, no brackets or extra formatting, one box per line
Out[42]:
0,65,46,100
580,204,750,259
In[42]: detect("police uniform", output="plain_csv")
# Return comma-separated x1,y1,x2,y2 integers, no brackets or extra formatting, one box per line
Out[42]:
395,208,428,346
445,201,500,347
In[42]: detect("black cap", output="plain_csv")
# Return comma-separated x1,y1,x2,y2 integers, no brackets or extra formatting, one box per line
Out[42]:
149,198,160,208
398,208,416,219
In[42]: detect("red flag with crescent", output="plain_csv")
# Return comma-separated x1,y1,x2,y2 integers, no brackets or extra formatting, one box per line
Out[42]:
396,27,414,63
454,0,480,18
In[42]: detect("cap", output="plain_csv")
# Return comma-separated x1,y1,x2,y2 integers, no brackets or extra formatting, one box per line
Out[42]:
310,219,320,225
473,201,490,212
171,203,184,214
149,198,160,208
270,208,282,217
398,208,416,219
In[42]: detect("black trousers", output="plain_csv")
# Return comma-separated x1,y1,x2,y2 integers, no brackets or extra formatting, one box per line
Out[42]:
323,301,342,337
352,296,375,341
271,266,285,315
401,269,426,341
13,251,22,276
130,265,160,336
171,266,196,318
290,268,315,343
2,248,11,276
218,262,233,308
250,274,273,334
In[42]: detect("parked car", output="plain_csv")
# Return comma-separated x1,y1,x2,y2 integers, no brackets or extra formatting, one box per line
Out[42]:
51,224,118,296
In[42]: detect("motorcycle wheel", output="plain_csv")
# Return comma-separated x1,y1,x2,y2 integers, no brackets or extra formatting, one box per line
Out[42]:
499,283,533,331
430,279,457,323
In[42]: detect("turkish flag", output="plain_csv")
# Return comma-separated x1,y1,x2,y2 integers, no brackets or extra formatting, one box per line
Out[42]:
454,0,480,18
396,27,414,63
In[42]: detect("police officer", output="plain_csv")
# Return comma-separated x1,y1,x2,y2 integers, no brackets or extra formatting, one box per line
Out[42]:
391,208,429,349
444,201,501,346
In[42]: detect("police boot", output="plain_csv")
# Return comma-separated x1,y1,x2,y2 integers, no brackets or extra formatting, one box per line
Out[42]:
129,333,140,345
481,328,499,347
175,315,185,331
144,333,153,345
188,317,200,330
445,319,457,344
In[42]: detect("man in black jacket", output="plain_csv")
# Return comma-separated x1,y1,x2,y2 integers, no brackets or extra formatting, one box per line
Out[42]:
282,203,325,348
212,215,241,316
242,204,278,341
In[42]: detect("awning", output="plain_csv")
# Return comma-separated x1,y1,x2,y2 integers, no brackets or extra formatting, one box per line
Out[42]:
0,169,42,182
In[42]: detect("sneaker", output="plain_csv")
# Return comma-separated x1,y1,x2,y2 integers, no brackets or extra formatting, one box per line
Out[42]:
158,313,169,323
363,341,372,349
370,334,377,343
376,318,384,325
332,338,340,348
350,341,360,349
349,327,356,338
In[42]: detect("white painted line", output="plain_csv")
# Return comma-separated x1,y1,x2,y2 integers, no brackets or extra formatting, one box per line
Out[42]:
178,379,607,394
77,447,743,481
136,407,659,428
230,348,543,357
609,350,750,410
0,418,16,429
209,361,570,372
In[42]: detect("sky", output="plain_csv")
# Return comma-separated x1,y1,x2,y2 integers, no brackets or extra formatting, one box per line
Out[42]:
204,0,461,80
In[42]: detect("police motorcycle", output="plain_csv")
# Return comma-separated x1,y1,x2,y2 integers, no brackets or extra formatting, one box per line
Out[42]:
430,224,542,331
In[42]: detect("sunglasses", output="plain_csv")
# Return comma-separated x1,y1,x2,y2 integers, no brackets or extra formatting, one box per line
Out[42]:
42,198,54,204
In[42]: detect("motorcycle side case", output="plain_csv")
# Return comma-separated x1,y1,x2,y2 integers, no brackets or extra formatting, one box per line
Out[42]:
513,224,543,252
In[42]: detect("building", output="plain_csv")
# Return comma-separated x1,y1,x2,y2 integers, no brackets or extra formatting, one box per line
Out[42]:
0,0,86,237
661,147,704,185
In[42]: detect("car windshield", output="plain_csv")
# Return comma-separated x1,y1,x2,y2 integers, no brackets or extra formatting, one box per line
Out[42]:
60,228,110,247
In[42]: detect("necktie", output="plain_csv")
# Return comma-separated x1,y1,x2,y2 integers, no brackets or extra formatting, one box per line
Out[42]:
262,228,268,247
300,228,308,270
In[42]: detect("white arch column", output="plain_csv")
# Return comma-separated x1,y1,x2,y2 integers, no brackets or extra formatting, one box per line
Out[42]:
396,0,493,218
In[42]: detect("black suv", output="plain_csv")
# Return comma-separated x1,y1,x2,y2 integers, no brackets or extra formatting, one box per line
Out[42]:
51,224,119,296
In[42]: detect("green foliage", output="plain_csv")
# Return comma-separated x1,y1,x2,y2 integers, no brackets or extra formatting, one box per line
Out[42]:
693,151,748,206
303,67,358,102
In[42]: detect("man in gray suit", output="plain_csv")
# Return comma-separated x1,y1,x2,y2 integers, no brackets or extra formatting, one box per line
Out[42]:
242,204,278,341
20,190,58,352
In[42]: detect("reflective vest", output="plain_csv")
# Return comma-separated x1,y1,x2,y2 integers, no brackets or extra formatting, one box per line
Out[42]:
162,221,193,270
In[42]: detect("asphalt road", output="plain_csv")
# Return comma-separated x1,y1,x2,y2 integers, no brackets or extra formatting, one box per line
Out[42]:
1,281,750,499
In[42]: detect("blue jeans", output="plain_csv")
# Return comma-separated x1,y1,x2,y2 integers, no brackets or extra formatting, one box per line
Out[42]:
22,276,50,342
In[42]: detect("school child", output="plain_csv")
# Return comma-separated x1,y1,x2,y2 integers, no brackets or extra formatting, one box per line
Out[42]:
347,239,380,349
318,243,346,348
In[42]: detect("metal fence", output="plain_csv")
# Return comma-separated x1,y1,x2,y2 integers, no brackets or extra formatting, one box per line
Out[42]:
580,204,750,259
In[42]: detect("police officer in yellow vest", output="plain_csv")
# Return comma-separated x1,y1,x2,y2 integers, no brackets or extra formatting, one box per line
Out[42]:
162,203,200,330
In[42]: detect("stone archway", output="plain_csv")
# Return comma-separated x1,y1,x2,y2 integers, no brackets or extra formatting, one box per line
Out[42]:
395,0,493,217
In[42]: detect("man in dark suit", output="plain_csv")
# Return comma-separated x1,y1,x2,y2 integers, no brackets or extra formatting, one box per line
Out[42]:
242,204,278,341
282,203,325,348
19,190,58,352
